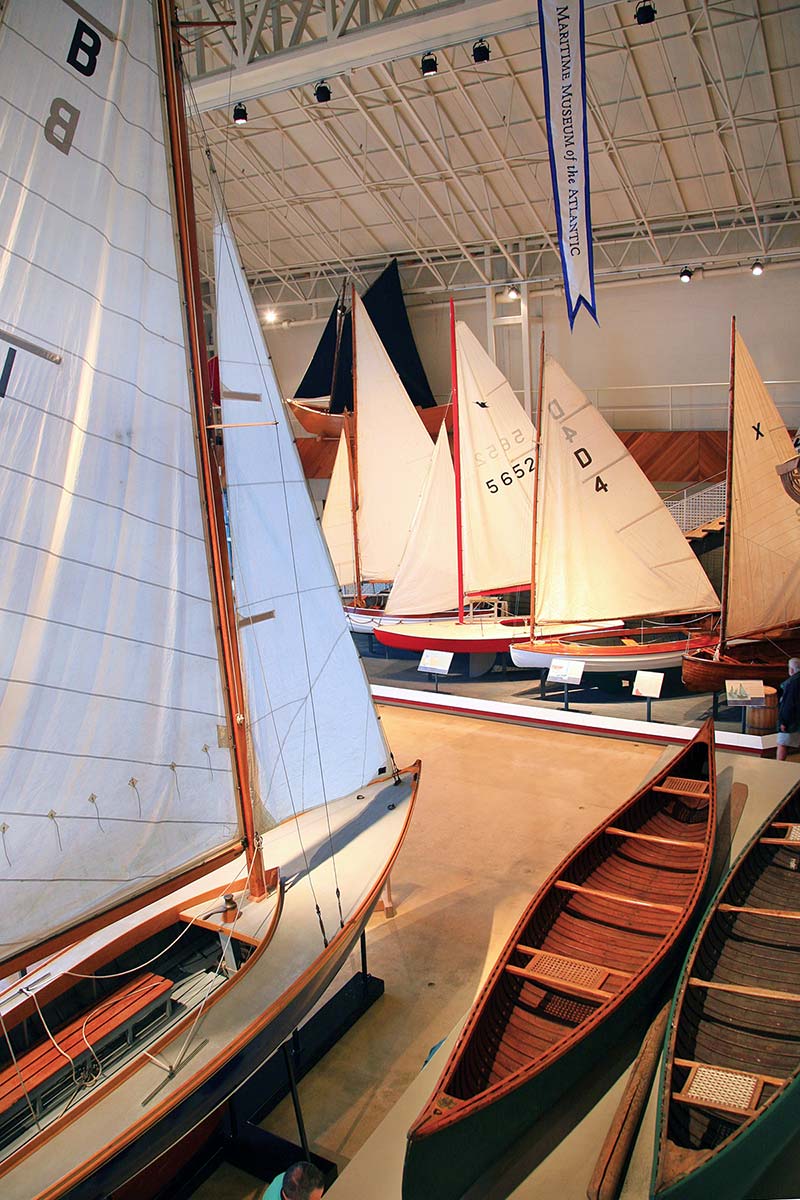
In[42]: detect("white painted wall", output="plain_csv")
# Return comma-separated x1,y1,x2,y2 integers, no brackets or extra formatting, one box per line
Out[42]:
263,266,800,433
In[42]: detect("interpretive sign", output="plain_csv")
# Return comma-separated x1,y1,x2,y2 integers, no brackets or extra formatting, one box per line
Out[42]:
632,671,664,699
419,649,454,676
538,0,597,328
548,657,585,685
725,678,766,707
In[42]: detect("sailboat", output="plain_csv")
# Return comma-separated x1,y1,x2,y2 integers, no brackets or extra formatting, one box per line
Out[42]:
288,260,452,439
510,350,720,675
319,292,440,634
0,5,418,1198
374,302,539,664
682,320,800,691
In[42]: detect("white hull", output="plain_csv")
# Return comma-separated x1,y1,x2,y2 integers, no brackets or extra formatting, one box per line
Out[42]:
510,643,685,673
1,773,416,1199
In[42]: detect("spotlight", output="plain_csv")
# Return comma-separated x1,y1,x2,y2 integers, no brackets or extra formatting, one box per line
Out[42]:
751,260,764,276
421,51,438,77
232,101,248,125
634,0,657,23
472,38,491,64
314,80,331,104
506,283,521,301
679,266,693,283
264,308,277,324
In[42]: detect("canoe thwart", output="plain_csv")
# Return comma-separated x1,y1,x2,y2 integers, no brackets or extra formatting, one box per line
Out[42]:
605,826,706,850
688,976,800,1002
554,880,683,913
718,903,800,920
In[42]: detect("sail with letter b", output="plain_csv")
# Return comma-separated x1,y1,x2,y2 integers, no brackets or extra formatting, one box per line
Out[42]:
0,0,242,965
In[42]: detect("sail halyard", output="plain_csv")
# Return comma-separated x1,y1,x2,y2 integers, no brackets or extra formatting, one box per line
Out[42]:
0,0,247,969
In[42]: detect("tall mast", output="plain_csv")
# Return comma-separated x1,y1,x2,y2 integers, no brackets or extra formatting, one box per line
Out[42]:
451,300,465,623
329,279,347,413
529,332,546,634
158,0,265,898
348,285,366,606
717,315,736,657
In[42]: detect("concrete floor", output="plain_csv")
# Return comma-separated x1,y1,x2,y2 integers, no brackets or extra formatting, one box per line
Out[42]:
191,706,686,1199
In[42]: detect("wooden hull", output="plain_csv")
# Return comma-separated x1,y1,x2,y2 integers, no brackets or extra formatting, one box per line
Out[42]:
511,626,718,675
0,769,420,1200
403,726,717,1200
288,398,452,440
681,638,800,692
652,781,800,1200
374,618,527,655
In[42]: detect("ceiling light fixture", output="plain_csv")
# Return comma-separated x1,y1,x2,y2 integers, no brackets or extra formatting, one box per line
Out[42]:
421,51,438,77
506,283,521,301
264,308,277,324
751,260,764,276
679,266,693,283
634,0,657,23
472,38,491,64
232,101,248,125
314,80,331,104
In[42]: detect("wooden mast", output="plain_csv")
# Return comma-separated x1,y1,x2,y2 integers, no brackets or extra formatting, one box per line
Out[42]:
529,331,546,636
450,299,465,623
158,0,265,898
717,315,736,658
348,285,366,606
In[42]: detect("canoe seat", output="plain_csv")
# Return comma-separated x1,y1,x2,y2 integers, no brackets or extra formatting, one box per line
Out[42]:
652,776,710,800
506,947,631,1002
673,1058,785,1120
760,822,800,846
0,973,174,1123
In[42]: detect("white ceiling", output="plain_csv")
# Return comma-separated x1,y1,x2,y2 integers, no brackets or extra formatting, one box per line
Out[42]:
178,0,800,314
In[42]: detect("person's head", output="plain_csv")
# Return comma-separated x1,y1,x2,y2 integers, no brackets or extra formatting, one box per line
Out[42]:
789,658,800,676
281,1161,325,1200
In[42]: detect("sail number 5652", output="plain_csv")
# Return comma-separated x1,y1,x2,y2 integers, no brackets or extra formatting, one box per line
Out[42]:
548,397,608,494
485,457,535,493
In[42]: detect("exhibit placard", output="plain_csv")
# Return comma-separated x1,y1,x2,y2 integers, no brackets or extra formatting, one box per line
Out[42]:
632,670,664,699
725,678,766,707
548,657,585,685
419,649,454,676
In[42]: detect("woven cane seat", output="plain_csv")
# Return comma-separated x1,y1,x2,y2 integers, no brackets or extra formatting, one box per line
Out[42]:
685,1066,758,1111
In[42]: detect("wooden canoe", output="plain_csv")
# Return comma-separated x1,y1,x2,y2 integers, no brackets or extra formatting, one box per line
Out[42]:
652,780,800,1200
681,638,800,692
287,397,452,440
402,722,718,1200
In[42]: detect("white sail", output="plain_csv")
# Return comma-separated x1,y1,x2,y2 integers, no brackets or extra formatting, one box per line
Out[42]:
351,294,434,582
726,331,800,640
321,430,357,589
213,211,389,824
0,0,240,960
456,322,536,595
535,357,720,624
385,428,458,615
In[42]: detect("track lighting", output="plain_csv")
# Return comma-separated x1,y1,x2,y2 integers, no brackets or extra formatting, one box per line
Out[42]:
751,260,764,276
232,102,248,125
314,80,331,104
421,51,438,77
506,283,521,301
472,38,491,64
634,0,657,24
679,266,693,283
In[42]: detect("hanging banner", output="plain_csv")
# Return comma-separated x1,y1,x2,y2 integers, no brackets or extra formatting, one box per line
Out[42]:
538,0,597,328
